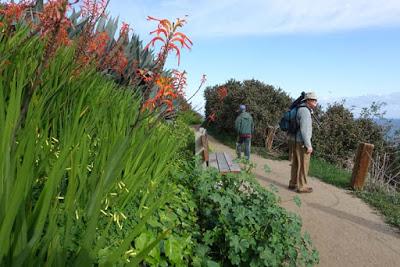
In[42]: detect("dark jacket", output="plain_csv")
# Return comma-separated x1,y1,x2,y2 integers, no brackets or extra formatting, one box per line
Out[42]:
235,111,254,136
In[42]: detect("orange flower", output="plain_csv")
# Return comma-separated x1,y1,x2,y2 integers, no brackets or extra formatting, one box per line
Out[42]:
87,31,109,57
81,0,108,19
38,0,72,46
0,1,32,24
120,22,130,37
142,75,180,112
145,16,192,66
217,86,228,101
208,112,217,122
136,69,154,83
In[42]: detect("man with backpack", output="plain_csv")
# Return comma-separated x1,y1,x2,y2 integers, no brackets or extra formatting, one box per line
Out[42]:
235,104,254,160
286,92,318,193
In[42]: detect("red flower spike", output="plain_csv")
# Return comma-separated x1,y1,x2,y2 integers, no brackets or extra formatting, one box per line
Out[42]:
120,22,130,36
145,16,192,66
0,1,32,24
208,112,217,122
217,86,228,101
81,0,108,19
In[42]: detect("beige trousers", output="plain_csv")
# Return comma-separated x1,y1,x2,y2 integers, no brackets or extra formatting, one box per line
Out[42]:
289,142,310,189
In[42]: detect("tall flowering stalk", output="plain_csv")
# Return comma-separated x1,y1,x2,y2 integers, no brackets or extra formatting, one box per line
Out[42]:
80,0,108,20
145,16,193,71
38,0,73,56
0,0,32,29
101,21,129,75
186,74,207,102
172,70,187,97
138,16,192,118
75,0,109,67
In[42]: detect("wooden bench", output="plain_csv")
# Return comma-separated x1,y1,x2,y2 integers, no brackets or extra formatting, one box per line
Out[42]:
195,127,241,174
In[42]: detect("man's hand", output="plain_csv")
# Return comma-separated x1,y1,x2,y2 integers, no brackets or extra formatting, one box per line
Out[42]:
306,147,313,154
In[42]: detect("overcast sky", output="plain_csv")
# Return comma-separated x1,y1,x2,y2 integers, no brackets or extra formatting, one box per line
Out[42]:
107,0,400,118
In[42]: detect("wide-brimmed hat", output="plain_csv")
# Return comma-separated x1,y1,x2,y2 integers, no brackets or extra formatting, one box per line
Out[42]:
304,91,317,100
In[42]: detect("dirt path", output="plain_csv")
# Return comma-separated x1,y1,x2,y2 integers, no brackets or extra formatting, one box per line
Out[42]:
207,135,400,267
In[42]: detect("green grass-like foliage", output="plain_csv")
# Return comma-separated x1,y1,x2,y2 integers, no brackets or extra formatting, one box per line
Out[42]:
309,158,400,230
355,190,400,229
177,109,203,126
309,157,352,188
0,25,181,266
185,167,319,266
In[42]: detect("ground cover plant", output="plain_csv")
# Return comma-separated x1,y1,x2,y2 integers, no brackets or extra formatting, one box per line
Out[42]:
182,165,320,266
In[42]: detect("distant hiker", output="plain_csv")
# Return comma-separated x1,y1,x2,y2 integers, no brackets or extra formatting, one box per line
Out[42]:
287,92,318,193
235,104,254,160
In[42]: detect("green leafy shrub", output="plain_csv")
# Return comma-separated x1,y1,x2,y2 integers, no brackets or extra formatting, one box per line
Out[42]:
313,102,388,167
167,117,196,163
184,167,319,266
177,109,203,125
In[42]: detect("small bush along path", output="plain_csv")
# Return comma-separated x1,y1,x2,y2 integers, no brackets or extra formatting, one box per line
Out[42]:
207,135,400,267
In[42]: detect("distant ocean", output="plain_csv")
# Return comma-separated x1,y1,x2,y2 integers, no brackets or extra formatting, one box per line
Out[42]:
375,118,400,141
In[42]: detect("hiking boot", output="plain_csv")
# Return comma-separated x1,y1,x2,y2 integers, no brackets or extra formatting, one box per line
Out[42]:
288,185,297,190
296,187,313,193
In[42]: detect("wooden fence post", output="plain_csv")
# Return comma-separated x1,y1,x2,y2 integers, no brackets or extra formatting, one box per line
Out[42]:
351,142,374,190
265,126,276,151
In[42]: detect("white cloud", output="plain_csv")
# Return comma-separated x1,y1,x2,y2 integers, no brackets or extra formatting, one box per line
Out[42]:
110,0,400,38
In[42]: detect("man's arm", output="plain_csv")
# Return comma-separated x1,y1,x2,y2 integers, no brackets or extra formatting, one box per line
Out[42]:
298,108,312,152
235,116,240,133
251,116,254,134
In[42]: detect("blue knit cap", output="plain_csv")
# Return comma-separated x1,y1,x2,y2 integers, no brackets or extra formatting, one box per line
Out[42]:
239,104,246,111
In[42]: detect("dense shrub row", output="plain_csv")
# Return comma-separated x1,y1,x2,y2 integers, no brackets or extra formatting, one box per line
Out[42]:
313,102,388,167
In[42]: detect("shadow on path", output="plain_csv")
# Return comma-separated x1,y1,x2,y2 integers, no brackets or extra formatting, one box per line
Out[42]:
255,173,289,192
306,202,400,242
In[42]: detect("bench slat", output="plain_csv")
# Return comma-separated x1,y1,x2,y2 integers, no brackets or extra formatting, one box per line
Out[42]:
216,152,230,173
223,152,241,173
195,127,241,174
209,153,219,170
